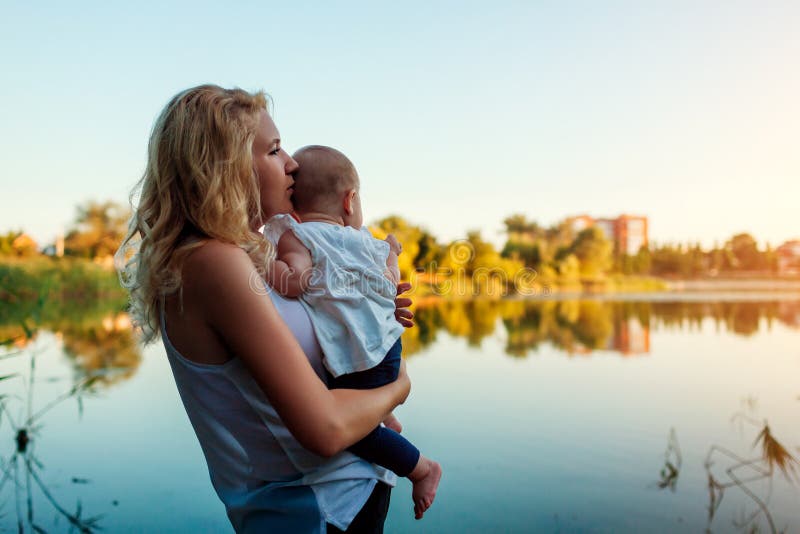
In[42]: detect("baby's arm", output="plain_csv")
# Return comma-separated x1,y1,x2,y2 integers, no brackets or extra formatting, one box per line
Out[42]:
383,234,402,286
266,231,313,298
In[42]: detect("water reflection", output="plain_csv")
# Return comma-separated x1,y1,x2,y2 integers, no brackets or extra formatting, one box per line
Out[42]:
0,298,141,386
654,401,800,534
402,298,800,357
0,300,140,532
60,313,140,386
1,340,105,531
1,295,798,531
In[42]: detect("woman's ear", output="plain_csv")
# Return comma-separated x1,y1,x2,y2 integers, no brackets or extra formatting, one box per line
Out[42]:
343,189,356,215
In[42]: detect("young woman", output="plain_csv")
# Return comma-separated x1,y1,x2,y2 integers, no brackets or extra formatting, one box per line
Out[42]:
117,85,413,533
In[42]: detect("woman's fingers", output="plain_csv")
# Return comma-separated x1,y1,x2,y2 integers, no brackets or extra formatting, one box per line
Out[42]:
395,282,414,327
395,308,414,328
395,307,414,328
396,282,412,295
395,297,412,309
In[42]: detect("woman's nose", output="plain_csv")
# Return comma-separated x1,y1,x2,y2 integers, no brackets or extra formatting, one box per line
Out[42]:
286,154,299,173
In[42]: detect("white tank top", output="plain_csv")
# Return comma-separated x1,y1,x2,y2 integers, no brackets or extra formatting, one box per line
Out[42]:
161,290,395,532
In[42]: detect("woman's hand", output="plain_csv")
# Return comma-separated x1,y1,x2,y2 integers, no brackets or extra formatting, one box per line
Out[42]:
395,282,414,328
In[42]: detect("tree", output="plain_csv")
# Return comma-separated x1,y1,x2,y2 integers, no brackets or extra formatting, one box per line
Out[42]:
0,231,38,258
764,243,778,274
566,227,613,280
371,215,423,278
415,230,442,269
726,233,763,271
64,200,131,259
12,234,38,257
632,246,652,274
440,231,525,295
0,231,22,256
708,241,727,273
501,241,543,268
503,214,543,241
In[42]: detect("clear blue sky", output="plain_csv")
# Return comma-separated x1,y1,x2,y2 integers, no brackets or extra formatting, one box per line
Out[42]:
1,1,798,249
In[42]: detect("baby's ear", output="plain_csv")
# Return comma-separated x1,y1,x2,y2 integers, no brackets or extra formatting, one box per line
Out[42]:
343,189,357,215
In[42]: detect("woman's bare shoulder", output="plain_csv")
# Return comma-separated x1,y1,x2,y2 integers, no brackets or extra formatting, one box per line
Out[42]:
183,240,252,280
187,239,247,263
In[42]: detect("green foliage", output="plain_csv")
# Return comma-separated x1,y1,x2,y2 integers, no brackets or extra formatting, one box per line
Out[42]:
0,231,37,258
0,258,127,318
727,233,765,271
503,214,544,241
437,231,526,295
502,215,614,285
501,213,785,281
555,253,580,282
566,227,613,280
415,230,442,268
0,231,18,256
64,200,130,259
501,241,544,267
371,215,424,278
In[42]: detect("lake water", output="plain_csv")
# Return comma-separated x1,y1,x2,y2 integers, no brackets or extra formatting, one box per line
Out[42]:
2,296,799,533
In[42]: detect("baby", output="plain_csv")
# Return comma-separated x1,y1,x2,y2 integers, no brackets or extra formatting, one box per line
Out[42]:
264,145,442,520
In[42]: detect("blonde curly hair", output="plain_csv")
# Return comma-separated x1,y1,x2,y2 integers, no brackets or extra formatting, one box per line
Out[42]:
116,84,273,343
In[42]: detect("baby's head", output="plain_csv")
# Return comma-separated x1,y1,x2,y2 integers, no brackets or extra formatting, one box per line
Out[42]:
291,145,363,228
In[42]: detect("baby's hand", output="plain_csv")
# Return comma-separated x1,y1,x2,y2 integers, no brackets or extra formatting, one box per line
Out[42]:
385,234,402,255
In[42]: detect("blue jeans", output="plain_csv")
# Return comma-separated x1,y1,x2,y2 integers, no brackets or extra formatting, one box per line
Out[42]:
326,482,391,533
328,339,420,477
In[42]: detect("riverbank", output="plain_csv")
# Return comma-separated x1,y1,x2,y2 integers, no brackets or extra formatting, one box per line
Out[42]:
0,257,125,300
408,273,800,303
664,278,800,292
4,257,799,308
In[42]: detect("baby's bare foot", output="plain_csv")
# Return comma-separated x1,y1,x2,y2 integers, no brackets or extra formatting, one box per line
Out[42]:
407,455,442,520
383,413,402,433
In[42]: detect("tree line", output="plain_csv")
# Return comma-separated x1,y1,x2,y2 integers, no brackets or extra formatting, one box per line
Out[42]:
1,200,130,260
499,213,782,279
0,201,788,284
373,213,787,284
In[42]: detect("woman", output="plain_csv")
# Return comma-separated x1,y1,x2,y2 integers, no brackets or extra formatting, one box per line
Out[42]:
116,85,413,532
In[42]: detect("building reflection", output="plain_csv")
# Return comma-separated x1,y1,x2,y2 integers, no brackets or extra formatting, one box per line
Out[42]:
607,316,650,355
403,298,800,358
777,300,800,327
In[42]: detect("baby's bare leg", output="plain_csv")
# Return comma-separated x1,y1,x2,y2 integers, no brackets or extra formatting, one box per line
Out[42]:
407,455,442,520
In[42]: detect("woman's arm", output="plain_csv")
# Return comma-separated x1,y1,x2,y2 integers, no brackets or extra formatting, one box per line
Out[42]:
185,241,410,457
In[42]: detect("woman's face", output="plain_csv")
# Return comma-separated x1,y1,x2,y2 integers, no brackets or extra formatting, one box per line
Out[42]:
252,110,299,221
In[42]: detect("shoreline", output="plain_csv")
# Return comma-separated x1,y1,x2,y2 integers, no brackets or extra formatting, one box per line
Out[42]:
410,278,800,305
662,278,800,292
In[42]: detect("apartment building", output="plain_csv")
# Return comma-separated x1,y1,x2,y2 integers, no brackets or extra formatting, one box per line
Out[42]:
567,214,649,255
777,240,800,275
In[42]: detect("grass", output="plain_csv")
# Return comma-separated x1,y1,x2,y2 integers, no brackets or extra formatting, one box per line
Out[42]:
0,257,128,330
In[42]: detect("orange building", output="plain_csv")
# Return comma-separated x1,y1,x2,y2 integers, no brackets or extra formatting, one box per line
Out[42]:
567,214,648,255
777,240,800,275
11,233,38,257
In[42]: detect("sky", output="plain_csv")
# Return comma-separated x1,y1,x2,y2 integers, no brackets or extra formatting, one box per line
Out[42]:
1,1,798,249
